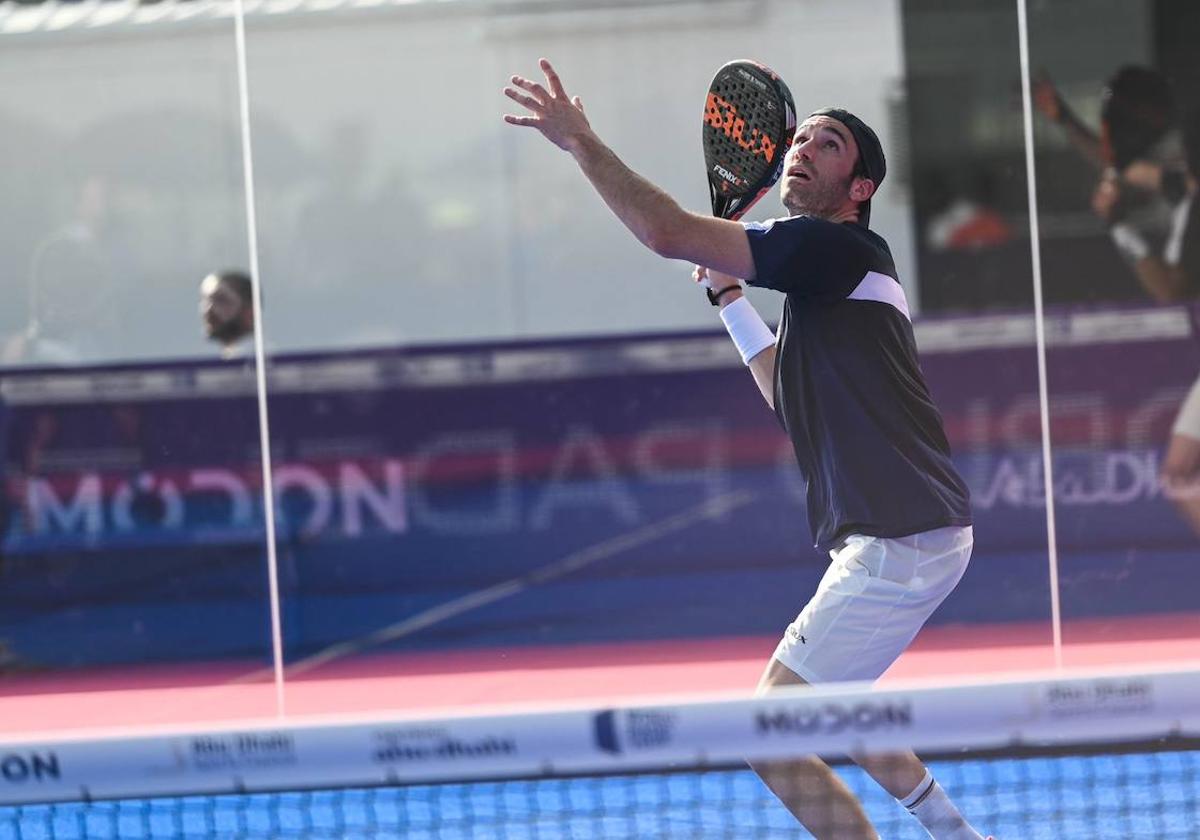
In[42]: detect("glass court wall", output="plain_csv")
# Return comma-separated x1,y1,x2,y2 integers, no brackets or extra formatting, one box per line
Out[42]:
4,0,1196,725
1027,0,1200,664
238,0,1054,714
0,4,279,731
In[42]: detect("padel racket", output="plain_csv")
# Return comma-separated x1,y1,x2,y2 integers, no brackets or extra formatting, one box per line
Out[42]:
703,60,796,221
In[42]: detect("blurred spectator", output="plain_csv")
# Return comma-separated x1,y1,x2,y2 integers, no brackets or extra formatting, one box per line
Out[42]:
1171,111,1200,282
1034,66,1189,299
2,175,124,366
925,171,1014,252
1154,110,1200,535
199,270,255,359
1118,109,1200,303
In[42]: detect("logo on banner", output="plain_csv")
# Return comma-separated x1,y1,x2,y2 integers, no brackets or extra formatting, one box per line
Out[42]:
593,709,678,755
755,701,913,737
18,459,408,546
371,727,516,764
1043,679,1153,718
0,752,61,784
179,732,297,772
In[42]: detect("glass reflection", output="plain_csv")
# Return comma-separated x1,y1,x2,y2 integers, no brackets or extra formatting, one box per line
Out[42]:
237,0,1048,718
901,0,1056,671
1028,0,1200,666
0,6,276,732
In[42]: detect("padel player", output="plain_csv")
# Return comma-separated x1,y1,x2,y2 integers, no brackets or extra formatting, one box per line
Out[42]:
504,59,983,840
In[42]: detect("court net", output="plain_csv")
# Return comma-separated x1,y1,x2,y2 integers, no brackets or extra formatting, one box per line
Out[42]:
1,666,1198,839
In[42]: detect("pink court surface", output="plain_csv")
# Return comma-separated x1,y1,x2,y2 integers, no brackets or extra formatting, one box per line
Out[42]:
1,613,1198,738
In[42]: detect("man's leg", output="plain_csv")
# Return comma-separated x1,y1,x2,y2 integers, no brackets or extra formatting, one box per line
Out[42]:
754,657,984,840
747,657,879,839
755,528,984,838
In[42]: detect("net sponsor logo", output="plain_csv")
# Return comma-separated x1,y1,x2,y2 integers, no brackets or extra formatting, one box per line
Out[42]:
171,732,297,772
371,727,516,764
755,701,913,737
593,709,678,755
1043,679,1154,718
0,752,60,785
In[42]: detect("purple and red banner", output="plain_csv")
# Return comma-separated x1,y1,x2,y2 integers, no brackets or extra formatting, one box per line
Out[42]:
1,304,1197,668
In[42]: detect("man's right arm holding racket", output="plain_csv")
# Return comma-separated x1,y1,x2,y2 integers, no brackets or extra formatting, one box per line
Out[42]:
503,58,778,408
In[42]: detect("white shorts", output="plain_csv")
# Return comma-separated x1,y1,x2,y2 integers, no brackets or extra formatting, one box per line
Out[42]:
773,525,973,684
1173,375,1200,441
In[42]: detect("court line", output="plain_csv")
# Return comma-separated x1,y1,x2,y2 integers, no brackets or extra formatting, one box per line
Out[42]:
230,488,755,683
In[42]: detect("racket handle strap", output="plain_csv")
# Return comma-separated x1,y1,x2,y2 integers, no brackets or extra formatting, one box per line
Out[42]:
719,296,775,365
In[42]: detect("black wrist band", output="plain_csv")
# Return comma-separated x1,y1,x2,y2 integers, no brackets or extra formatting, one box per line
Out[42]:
706,284,741,306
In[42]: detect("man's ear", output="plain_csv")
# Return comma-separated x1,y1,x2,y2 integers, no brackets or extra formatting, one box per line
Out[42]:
850,176,876,203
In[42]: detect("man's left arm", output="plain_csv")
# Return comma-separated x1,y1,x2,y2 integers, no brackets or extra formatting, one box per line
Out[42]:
694,266,776,410
504,59,755,280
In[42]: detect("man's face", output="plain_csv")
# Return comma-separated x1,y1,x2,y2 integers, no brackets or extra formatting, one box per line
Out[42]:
199,275,249,344
779,116,865,218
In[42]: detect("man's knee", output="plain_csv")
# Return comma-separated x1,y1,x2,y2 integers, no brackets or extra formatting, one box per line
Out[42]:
756,656,808,696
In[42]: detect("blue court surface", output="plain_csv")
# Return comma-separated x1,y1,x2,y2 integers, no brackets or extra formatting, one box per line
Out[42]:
3,749,1197,839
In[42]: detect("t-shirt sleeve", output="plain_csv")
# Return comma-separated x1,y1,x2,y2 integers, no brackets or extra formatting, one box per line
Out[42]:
743,216,872,300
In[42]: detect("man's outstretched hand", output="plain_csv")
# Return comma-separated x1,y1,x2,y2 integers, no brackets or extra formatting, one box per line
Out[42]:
503,58,593,153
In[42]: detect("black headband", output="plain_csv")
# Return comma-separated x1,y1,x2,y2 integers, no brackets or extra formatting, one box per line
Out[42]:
808,107,887,226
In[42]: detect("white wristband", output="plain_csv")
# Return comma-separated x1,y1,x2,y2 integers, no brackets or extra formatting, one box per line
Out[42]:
719,296,776,364
1110,223,1150,263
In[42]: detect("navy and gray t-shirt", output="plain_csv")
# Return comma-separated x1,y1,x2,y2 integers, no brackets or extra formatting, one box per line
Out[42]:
744,215,972,551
